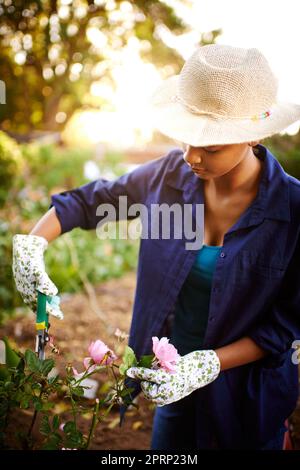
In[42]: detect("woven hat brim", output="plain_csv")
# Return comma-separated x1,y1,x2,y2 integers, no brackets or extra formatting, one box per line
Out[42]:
146,75,300,146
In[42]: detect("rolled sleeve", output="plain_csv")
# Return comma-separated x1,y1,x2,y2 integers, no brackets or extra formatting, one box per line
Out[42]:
247,237,300,356
48,155,167,234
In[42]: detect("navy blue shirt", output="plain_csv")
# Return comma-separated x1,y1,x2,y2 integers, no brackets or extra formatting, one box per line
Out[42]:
170,244,222,356
49,144,300,448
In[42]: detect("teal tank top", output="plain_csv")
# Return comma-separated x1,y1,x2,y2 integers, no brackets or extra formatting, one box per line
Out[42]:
169,244,223,356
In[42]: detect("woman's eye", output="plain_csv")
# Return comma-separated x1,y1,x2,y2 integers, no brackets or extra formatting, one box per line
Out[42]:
180,143,220,153
203,147,219,153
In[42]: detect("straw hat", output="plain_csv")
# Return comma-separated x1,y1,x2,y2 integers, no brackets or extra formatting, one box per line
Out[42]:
147,44,300,146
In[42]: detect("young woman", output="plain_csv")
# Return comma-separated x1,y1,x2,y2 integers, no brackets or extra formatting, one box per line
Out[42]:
13,44,300,450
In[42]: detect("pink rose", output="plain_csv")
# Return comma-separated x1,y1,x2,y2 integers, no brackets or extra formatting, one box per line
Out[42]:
152,336,180,373
83,339,117,370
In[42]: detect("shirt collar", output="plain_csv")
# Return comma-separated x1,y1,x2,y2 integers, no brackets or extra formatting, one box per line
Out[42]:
165,144,291,226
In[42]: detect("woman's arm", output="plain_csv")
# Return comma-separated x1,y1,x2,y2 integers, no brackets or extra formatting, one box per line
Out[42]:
29,206,62,242
214,336,268,371
46,155,167,234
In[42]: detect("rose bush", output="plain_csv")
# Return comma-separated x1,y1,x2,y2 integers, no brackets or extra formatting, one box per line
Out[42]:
0,333,179,450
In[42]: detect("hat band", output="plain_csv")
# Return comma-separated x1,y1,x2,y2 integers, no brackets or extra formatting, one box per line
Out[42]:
171,94,273,121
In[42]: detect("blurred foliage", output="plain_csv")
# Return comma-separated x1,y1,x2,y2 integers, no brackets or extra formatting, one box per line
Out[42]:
45,229,138,294
263,133,300,178
0,220,18,313
0,130,24,207
0,131,25,315
0,131,139,322
0,0,195,134
20,142,95,191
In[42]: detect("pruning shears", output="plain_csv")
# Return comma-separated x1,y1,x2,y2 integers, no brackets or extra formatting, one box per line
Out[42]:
35,290,50,361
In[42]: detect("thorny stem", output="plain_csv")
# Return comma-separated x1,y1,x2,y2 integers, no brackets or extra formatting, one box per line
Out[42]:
85,399,100,450
69,393,77,427
106,359,136,409
27,409,38,439
110,362,120,392
101,400,115,419
27,384,45,442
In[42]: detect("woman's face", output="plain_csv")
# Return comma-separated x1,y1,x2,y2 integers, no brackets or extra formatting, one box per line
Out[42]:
181,142,256,179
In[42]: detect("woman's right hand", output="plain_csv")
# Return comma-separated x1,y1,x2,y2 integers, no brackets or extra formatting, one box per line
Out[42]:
12,234,64,319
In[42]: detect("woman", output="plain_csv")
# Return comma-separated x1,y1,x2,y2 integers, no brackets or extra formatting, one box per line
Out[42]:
12,44,300,449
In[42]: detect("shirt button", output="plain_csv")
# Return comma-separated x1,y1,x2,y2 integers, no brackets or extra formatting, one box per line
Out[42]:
220,252,226,258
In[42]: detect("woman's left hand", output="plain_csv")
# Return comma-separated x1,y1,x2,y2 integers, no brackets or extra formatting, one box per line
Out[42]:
126,350,221,406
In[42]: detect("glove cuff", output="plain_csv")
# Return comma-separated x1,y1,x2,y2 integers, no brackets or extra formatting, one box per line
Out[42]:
13,234,48,251
192,349,221,380
210,349,221,376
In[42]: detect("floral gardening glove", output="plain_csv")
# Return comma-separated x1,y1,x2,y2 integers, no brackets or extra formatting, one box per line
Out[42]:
12,234,64,319
126,350,220,406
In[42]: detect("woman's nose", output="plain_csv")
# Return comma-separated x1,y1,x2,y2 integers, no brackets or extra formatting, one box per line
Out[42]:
183,148,202,167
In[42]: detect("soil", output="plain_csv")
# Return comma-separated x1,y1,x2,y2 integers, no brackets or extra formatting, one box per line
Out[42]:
1,271,300,450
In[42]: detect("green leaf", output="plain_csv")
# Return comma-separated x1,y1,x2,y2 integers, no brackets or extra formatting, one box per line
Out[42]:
71,386,84,397
25,350,40,373
120,386,135,397
16,357,25,374
64,430,84,448
40,415,51,435
32,395,47,411
119,346,138,375
63,421,76,434
48,374,59,384
4,381,13,391
124,346,137,364
41,432,62,450
52,414,60,431
138,354,155,368
34,400,43,411
41,358,55,376
20,396,30,409
118,364,127,375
